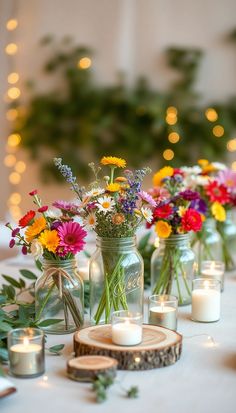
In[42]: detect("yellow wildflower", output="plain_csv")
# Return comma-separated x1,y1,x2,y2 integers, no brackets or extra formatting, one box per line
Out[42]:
115,176,127,183
106,183,121,192
202,164,216,174
198,159,209,167
25,216,47,242
39,230,60,253
178,206,187,217
100,156,126,168
153,166,174,187
211,202,226,222
155,221,172,238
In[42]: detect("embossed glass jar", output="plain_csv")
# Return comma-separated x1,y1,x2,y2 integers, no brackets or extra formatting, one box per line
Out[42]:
89,237,144,325
217,210,236,271
192,218,222,270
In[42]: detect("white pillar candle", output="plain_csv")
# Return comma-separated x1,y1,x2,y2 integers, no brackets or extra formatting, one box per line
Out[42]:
149,305,177,330
192,280,221,322
9,338,43,376
112,321,142,346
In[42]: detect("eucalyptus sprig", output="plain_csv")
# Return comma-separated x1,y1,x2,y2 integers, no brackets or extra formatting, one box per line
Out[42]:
91,373,140,403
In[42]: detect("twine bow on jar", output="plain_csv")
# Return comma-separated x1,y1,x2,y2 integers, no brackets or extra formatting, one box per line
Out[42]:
42,267,76,298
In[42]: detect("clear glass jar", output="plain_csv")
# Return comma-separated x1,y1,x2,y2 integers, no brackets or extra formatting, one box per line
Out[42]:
193,218,223,271
89,237,144,325
35,258,84,334
217,210,236,271
151,234,195,306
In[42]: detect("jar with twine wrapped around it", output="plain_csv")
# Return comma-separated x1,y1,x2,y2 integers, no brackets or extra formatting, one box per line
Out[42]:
35,258,84,334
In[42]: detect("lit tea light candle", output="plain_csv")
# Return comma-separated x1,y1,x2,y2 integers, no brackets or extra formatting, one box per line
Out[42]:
8,328,45,378
111,311,142,346
78,263,89,281
201,261,225,292
148,295,178,330
191,278,221,323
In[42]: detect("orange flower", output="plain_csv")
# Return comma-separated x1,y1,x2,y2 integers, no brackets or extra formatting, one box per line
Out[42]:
100,156,126,168
153,166,174,187
25,216,47,242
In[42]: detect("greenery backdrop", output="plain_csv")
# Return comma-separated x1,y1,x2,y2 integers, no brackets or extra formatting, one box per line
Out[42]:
11,33,236,182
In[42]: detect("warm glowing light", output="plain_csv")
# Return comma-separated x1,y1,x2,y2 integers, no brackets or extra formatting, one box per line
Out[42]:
163,149,174,160
43,375,48,382
78,57,92,69
212,125,224,138
4,154,16,167
227,138,236,152
7,133,21,147
7,87,21,99
166,115,177,125
8,72,19,84
23,337,29,346
6,19,18,31
134,357,141,363
205,108,218,122
232,161,236,171
9,205,21,221
15,161,26,173
6,108,18,121
5,43,18,55
166,106,177,115
9,192,21,205
168,132,180,143
9,172,21,184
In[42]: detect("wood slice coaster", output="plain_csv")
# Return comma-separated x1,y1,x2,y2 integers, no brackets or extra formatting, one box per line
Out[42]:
74,324,182,370
67,355,118,382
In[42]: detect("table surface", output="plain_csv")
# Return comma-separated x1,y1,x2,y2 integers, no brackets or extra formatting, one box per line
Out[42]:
0,256,236,413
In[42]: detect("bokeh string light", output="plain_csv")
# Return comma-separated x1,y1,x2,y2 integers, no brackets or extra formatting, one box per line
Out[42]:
5,1,25,222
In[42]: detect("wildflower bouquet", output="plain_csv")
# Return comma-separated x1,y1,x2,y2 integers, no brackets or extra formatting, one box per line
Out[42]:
149,166,204,304
6,190,87,332
54,156,151,323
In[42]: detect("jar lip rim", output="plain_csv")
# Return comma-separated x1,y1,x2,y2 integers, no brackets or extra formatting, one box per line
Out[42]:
159,233,190,240
149,294,178,304
7,327,44,339
97,236,136,240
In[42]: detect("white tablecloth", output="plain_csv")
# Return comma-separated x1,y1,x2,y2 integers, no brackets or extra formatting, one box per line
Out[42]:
0,258,236,413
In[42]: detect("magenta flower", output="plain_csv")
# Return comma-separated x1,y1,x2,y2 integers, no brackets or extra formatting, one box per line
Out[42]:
38,206,48,213
29,189,38,196
57,222,87,254
53,200,80,214
138,191,156,207
9,239,15,248
22,245,28,255
12,228,20,237
217,169,236,190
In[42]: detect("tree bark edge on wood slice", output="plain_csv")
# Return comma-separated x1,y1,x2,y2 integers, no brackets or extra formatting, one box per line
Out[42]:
67,355,118,382
74,324,182,371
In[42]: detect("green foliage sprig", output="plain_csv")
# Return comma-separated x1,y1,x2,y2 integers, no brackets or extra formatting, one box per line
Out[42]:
12,34,236,183
91,372,140,403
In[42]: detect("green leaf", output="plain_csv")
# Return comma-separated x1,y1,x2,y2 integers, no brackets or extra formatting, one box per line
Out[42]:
2,275,21,289
35,260,42,272
0,321,12,332
126,386,139,398
37,318,63,327
0,348,9,362
19,269,38,280
0,295,7,305
19,278,26,288
48,344,65,354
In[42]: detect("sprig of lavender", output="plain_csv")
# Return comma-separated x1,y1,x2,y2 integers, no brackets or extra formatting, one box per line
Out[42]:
54,158,84,200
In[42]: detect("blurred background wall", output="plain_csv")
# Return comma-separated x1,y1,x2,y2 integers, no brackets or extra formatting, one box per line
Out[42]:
1,0,236,222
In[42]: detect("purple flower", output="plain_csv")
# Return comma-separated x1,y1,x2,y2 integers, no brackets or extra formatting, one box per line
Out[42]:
190,198,208,214
12,228,20,237
87,202,97,210
9,239,15,248
22,245,28,255
121,199,136,214
179,190,200,201
53,200,80,214
51,221,62,230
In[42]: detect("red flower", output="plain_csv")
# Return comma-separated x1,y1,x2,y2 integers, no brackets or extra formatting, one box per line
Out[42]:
22,245,28,255
38,206,48,213
181,209,202,232
29,189,38,196
19,210,36,227
153,204,173,220
173,168,184,177
9,239,15,248
205,181,230,204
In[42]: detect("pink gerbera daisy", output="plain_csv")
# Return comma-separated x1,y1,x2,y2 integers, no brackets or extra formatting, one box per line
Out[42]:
57,221,87,254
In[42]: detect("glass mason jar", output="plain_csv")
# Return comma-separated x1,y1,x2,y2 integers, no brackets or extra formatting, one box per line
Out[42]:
217,210,236,271
192,218,223,271
89,237,144,325
35,258,84,334
151,234,195,306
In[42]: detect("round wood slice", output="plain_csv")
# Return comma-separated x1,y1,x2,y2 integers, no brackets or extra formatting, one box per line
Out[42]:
67,355,118,382
74,324,182,370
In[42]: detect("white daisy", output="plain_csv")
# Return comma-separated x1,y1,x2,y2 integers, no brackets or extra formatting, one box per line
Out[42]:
141,206,153,223
83,212,97,229
97,196,115,214
45,208,62,219
85,187,105,198
30,239,43,260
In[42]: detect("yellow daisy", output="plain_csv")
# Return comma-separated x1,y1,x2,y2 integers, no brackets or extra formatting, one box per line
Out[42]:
39,230,60,253
106,183,121,192
178,206,187,217
155,221,172,238
25,216,47,242
100,156,126,168
211,202,226,222
153,166,174,187
198,159,209,167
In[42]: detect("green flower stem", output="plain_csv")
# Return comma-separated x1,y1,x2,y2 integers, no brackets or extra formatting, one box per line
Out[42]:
35,282,55,321
110,166,116,184
180,262,191,296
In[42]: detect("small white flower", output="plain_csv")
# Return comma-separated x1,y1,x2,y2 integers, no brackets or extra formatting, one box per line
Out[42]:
212,162,227,171
85,187,105,198
45,208,62,219
97,196,115,213
141,206,153,223
83,212,97,229
30,239,43,260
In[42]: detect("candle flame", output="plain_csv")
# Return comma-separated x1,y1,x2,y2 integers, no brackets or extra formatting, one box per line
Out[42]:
203,280,210,289
23,337,29,346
